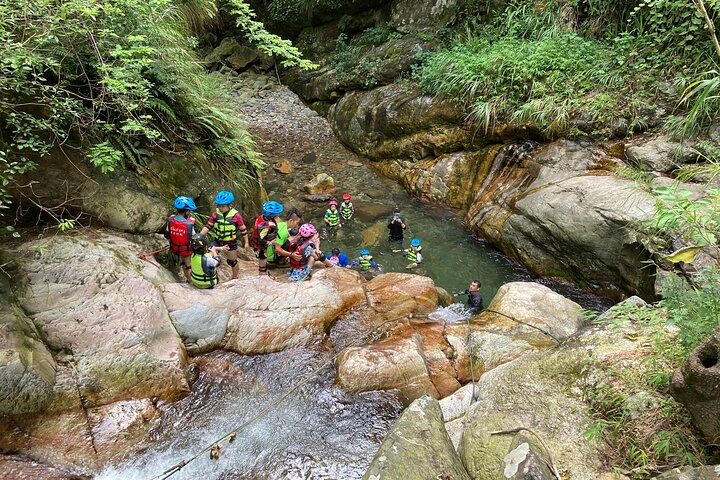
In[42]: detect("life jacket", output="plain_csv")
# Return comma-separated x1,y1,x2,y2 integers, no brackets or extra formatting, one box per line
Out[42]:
359,255,374,271
340,202,353,220
407,246,421,263
190,253,218,288
289,238,315,269
167,214,195,257
325,208,340,227
253,215,277,249
212,208,239,242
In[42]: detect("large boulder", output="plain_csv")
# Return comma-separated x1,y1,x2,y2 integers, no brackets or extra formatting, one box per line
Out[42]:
391,0,462,33
670,324,720,444
653,465,720,479
626,135,681,173
362,395,471,480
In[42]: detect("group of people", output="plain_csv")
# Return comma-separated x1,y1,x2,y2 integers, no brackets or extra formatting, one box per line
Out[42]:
166,191,482,313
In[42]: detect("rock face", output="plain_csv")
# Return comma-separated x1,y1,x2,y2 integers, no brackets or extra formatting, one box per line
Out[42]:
362,395,471,480
670,324,720,444
457,325,642,480
626,135,681,173
337,282,585,404
391,0,461,33
653,465,720,479
0,232,189,473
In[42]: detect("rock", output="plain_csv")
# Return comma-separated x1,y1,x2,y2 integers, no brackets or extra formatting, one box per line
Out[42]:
458,326,639,480
272,159,293,174
365,273,439,319
303,193,333,202
225,46,258,71
164,273,365,355
362,396,471,480
9,233,189,409
391,0,462,33
499,434,555,480
327,84,469,159
670,324,720,444
360,221,388,246
0,454,87,479
301,151,318,164
304,173,336,195
205,38,243,65
653,465,720,479
348,160,364,167
626,135,681,172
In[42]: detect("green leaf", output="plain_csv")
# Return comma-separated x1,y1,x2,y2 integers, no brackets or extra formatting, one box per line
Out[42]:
665,246,704,264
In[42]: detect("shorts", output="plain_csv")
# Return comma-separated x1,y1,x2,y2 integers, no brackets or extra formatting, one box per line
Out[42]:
288,266,311,281
211,239,238,251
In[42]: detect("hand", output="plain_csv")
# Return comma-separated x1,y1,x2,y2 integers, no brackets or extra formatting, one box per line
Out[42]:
290,253,301,261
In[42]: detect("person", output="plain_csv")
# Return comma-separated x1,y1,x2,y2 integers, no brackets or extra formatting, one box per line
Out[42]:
200,191,250,280
350,249,379,272
165,196,196,283
288,223,323,282
324,199,341,231
340,193,354,222
393,238,423,269
252,200,283,276
326,247,349,267
189,233,228,289
460,280,484,314
267,207,303,267
387,206,406,243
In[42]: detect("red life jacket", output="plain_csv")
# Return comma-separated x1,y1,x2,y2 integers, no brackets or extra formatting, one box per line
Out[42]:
289,238,315,269
168,214,195,257
252,215,277,249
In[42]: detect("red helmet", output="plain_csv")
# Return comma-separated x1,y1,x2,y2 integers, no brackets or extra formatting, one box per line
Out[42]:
342,193,351,201
299,223,317,238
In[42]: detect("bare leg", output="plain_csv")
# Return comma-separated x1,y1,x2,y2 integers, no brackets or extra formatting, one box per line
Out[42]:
182,256,192,282
228,249,239,279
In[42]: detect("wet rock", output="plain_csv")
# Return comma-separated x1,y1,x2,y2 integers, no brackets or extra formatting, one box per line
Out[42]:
626,135,681,172
652,465,720,479
360,221,388,246
670,324,720,444
365,273,439,319
303,193,333,202
301,151,318,164
362,396,471,480
10,233,189,408
272,159,293,174
0,455,88,479
225,46,258,71
304,173,336,195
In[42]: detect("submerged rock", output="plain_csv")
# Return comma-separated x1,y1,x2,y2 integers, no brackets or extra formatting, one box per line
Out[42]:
362,396,471,480
304,172,337,194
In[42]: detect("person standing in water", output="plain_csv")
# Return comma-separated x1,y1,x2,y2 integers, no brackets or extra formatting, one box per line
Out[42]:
387,206,406,243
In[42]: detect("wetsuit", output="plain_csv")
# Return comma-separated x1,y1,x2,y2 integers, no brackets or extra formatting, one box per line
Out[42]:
387,215,405,242
467,290,484,314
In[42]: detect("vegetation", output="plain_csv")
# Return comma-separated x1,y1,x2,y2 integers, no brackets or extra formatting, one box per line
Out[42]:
330,22,402,87
413,0,720,137
0,0,313,222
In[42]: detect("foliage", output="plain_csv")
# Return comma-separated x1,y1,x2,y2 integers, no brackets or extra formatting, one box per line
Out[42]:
674,140,720,183
0,0,314,220
583,277,719,477
412,0,720,136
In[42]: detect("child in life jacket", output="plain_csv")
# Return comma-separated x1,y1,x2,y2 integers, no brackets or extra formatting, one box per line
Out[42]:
166,196,197,283
393,238,423,269
326,248,349,267
339,193,354,222
324,199,341,238
350,249,379,272
288,223,323,282
189,234,228,289
253,200,283,276
200,191,250,280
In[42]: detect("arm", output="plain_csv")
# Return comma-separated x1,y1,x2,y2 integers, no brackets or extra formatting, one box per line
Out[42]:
200,212,217,235
233,214,250,249
416,252,423,263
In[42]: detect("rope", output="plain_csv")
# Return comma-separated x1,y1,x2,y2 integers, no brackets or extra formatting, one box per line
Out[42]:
483,308,561,343
137,246,169,269
150,312,417,480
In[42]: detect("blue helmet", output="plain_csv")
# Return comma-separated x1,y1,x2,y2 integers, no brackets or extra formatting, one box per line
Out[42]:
173,196,196,211
360,249,370,256
262,200,284,217
411,238,421,247
214,191,234,205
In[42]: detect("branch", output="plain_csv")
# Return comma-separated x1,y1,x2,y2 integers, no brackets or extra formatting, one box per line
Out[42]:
693,0,720,60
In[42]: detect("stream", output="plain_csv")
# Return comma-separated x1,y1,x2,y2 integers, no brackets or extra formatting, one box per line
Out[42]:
98,74,612,480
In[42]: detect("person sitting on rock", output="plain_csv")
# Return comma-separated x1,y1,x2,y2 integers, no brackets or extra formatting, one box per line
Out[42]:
340,193,354,222
393,238,423,269
387,207,406,243
165,196,197,283
327,247,349,267
252,200,283,277
189,233,228,289
267,207,303,267
200,191,250,280
288,223,323,282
